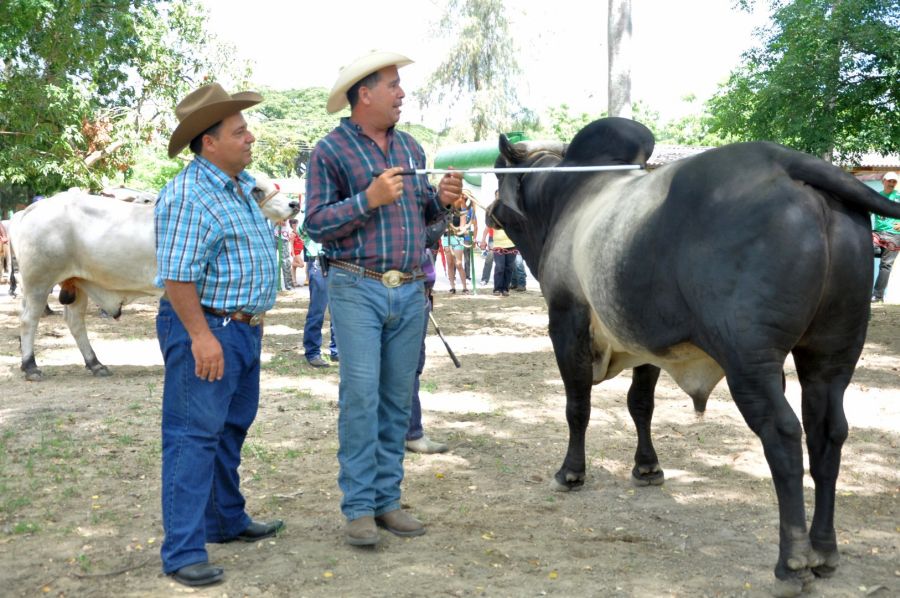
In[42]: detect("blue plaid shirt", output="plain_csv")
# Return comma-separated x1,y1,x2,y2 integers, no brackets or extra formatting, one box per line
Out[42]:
154,155,277,315
304,118,445,273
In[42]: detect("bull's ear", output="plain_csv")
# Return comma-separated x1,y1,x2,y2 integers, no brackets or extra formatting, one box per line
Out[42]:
499,134,516,163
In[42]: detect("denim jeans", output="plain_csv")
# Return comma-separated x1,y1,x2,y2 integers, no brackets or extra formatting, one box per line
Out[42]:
406,295,431,441
493,252,516,292
327,268,426,520
512,253,527,288
303,259,337,359
480,249,493,282
156,299,262,573
873,232,900,299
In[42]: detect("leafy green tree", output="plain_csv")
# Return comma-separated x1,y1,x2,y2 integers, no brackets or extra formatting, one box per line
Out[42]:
708,0,900,161
416,0,522,141
250,87,338,178
0,0,245,213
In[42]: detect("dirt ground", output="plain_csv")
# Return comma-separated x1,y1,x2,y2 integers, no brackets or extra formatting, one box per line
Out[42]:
0,282,897,598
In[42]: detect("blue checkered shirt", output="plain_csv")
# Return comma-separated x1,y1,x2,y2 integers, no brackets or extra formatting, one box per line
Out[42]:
154,155,277,314
304,118,446,273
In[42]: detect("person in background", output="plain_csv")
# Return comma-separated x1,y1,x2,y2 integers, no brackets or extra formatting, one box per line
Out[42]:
479,225,493,286
275,219,294,291
490,191,517,297
299,224,338,367
459,191,478,285
442,211,469,294
406,216,450,454
154,83,284,588
872,171,900,303
289,218,305,287
304,50,463,546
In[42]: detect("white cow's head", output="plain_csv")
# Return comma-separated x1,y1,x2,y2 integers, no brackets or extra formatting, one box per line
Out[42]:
250,173,301,222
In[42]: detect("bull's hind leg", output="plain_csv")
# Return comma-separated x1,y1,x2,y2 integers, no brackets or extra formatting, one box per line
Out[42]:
726,361,813,598
792,348,853,579
64,287,111,376
547,302,594,491
628,364,664,485
19,286,52,380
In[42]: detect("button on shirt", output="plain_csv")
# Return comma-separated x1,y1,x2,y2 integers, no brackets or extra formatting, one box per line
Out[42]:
304,118,446,273
155,155,278,315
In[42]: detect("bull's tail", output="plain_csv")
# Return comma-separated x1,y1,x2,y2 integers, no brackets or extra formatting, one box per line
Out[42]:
781,148,900,217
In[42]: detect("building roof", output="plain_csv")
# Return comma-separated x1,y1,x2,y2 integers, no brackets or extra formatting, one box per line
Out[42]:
648,144,711,167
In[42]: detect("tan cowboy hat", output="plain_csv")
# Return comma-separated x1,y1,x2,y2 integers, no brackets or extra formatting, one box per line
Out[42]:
167,83,263,158
326,50,413,114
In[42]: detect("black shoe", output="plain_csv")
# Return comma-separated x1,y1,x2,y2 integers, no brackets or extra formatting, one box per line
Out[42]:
330,354,339,363
234,519,284,542
307,356,330,368
171,562,224,587
871,295,883,303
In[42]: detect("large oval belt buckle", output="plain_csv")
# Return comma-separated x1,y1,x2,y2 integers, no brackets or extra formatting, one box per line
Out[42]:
382,270,403,288
249,313,263,326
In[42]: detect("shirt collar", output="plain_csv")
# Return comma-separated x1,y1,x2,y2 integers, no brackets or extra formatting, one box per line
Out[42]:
192,154,256,196
340,116,395,141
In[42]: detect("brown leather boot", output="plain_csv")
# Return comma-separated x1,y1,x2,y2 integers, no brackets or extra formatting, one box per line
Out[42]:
345,515,378,546
375,509,425,537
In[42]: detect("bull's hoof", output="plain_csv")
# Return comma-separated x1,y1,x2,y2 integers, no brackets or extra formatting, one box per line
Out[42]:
631,463,665,486
87,364,112,377
551,470,585,492
24,369,43,382
811,550,839,578
771,577,805,598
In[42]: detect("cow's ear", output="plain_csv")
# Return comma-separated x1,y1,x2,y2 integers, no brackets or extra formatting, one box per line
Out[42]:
499,134,516,163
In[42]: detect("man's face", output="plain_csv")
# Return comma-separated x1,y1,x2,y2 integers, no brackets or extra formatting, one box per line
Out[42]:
363,66,404,127
205,112,255,176
884,177,897,194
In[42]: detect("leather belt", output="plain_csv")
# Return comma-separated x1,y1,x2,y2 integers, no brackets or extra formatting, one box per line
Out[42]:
161,293,264,326
202,306,264,326
325,258,425,288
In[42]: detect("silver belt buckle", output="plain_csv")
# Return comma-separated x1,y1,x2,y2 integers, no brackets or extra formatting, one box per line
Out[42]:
381,270,403,288
249,313,263,326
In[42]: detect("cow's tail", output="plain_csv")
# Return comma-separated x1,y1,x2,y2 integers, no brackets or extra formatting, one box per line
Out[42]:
782,149,900,217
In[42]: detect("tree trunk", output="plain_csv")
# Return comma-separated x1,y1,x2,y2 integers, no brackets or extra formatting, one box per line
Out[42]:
608,0,632,119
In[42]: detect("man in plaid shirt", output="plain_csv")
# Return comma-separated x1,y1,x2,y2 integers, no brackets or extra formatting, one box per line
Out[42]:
306,51,463,546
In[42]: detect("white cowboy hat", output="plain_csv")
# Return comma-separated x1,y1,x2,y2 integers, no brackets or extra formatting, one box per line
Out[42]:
168,83,262,158
326,50,413,114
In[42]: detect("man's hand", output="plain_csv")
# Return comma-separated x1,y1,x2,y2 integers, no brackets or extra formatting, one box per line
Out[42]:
192,330,224,382
438,170,464,208
366,167,405,209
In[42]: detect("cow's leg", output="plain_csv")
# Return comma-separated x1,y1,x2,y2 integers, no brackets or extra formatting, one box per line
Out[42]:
547,302,594,491
726,363,812,597
19,288,51,381
64,288,111,377
792,348,851,580
628,364,664,486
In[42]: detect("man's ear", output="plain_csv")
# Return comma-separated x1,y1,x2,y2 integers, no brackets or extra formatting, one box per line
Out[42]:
358,86,371,106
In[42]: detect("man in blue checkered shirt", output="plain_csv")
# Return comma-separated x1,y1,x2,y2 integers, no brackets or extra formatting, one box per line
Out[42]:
154,83,284,588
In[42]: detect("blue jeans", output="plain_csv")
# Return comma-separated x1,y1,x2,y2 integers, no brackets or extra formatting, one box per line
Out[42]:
493,252,516,292
406,295,431,441
303,259,337,359
156,299,262,573
511,253,527,288
327,268,426,520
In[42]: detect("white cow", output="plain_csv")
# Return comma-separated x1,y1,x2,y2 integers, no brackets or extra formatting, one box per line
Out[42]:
8,177,299,380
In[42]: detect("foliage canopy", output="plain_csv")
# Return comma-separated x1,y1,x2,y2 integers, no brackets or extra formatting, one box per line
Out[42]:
708,0,900,161
0,0,245,213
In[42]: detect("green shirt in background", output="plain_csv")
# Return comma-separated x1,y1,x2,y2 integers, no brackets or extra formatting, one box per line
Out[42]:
873,190,900,234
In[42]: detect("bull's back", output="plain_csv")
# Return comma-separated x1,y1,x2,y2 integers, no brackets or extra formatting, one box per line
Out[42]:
553,143,872,386
14,193,157,292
